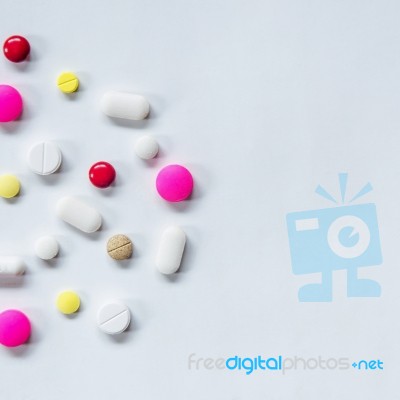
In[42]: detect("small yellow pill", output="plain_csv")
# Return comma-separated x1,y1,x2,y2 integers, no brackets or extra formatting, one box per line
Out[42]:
0,174,20,198
57,72,79,93
56,291,80,315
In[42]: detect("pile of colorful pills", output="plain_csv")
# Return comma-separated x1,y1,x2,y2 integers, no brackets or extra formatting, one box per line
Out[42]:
0,34,196,345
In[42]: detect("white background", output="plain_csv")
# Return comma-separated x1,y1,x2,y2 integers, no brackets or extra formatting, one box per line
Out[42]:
0,1,398,399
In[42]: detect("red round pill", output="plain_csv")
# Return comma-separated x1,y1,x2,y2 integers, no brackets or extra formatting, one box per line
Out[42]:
3,35,30,63
89,161,116,188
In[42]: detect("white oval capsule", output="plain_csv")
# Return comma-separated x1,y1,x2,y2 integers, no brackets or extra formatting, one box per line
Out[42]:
56,196,102,233
101,91,150,121
156,226,186,274
0,257,25,275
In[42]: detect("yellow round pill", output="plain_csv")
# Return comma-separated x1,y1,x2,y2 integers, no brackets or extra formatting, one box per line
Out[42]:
0,174,20,198
56,291,80,314
57,72,79,93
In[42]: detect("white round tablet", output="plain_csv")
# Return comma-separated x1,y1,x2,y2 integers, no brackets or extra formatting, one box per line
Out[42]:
97,302,131,335
35,236,59,260
28,142,62,175
134,135,159,160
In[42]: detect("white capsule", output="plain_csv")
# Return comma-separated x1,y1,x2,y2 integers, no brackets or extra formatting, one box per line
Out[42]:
97,302,131,335
0,257,25,275
134,135,159,160
56,196,102,233
35,236,59,260
156,226,186,274
27,142,62,175
101,91,150,121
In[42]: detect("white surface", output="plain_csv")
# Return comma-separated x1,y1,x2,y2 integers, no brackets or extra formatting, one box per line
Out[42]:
0,0,398,399
156,225,186,275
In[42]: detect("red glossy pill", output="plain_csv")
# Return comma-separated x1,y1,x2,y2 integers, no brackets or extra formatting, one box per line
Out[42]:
89,161,116,188
3,35,30,63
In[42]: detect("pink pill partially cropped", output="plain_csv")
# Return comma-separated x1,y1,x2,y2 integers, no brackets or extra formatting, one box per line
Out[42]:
156,164,194,202
0,85,23,122
0,309,31,347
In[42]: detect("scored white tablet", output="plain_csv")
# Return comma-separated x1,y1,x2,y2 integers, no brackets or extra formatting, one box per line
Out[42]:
27,142,62,175
97,302,131,335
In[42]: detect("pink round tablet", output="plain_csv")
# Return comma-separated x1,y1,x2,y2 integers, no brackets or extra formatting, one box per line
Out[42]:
0,85,23,122
0,309,31,347
156,164,194,202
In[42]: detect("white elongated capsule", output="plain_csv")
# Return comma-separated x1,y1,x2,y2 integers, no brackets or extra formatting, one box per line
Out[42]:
0,257,25,275
101,91,150,121
156,226,186,274
56,196,102,233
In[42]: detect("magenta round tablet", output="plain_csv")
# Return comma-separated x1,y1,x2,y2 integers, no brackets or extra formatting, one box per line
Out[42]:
0,309,31,347
0,85,23,122
156,164,194,202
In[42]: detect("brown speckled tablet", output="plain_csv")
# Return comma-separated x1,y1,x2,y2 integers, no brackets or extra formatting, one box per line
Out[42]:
107,234,133,260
